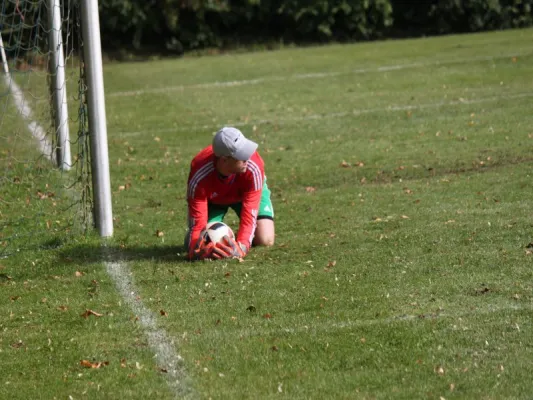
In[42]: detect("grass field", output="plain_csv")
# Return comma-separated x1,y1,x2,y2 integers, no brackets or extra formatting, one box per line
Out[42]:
1,28,533,399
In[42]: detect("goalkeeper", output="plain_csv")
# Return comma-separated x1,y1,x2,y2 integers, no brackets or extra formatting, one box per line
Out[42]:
185,127,275,260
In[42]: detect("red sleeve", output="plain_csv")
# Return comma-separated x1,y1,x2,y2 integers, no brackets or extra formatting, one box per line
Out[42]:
236,157,264,249
187,176,209,257
237,189,261,249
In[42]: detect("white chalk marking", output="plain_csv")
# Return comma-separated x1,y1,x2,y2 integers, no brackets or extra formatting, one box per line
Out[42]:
116,91,533,138
2,73,53,160
107,52,531,98
105,258,194,399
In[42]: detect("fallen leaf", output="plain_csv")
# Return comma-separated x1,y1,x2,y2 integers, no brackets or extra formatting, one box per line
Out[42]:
155,230,164,237
327,260,336,268
160,309,168,317
435,365,445,375
305,186,316,193
75,271,84,277
10,296,20,301
121,358,127,368
340,160,351,168
80,309,103,318
80,360,109,369
263,313,272,319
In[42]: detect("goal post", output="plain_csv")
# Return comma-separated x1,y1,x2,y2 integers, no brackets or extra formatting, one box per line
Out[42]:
47,0,71,171
80,0,113,238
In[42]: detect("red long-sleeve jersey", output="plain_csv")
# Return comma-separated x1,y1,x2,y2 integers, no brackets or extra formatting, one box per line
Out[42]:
187,145,264,251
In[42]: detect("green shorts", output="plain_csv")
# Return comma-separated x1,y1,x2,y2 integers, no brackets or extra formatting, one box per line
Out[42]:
208,179,274,223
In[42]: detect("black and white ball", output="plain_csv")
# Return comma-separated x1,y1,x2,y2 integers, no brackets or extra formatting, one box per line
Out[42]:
205,222,235,244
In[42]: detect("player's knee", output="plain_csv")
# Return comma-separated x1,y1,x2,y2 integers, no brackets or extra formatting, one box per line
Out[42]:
253,233,275,247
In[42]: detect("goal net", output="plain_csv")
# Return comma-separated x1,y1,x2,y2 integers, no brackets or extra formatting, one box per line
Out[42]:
0,0,92,258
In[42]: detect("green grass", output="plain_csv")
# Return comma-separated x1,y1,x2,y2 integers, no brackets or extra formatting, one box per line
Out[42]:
2,28,533,399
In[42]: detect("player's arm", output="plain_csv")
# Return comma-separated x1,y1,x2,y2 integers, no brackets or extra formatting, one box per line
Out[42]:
187,188,209,260
236,187,262,252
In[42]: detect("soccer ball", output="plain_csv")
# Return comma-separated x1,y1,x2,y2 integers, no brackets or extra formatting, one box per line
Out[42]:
205,222,234,244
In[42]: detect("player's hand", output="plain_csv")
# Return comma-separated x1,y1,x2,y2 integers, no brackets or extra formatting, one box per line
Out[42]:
214,236,248,259
194,242,216,260
189,229,213,260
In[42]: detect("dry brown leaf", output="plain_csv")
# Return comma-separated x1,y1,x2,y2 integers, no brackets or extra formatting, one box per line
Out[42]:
75,271,84,277
435,365,445,375
327,260,336,268
340,160,351,168
57,305,68,311
401,215,409,219
160,309,168,317
263,313,272,319
121,358,127,368
155,230,164,237
10,296,20,301
80,359,109,369
305,186,316,193
80,309,103,318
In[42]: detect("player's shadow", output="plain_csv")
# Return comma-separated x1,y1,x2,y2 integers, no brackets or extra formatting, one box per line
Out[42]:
58,243,188,265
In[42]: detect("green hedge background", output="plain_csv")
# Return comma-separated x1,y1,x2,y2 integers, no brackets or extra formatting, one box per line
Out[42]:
2,0,531,57
96,0,532,55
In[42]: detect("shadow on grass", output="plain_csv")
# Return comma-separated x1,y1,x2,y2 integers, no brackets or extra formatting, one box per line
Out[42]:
58,242,188,265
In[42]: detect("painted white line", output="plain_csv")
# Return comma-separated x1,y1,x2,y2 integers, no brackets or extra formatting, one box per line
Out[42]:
2,74,54,160
205,302,531,340
104,258,193,399
115,91,533,138
107,52,531,98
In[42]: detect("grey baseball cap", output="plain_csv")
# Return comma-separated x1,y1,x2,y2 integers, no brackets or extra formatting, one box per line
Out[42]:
212,127,258,161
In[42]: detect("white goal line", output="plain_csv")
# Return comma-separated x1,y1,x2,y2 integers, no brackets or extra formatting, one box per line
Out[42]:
116,91,533,138
107,52,531,98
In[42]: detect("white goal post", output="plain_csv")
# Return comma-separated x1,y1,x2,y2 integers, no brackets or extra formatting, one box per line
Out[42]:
80,0,113,238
